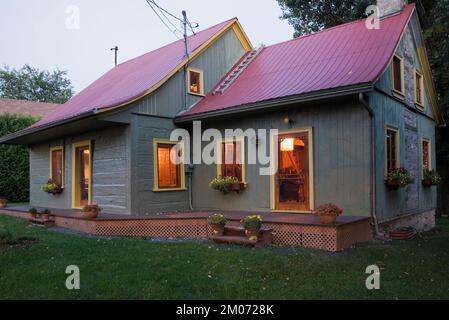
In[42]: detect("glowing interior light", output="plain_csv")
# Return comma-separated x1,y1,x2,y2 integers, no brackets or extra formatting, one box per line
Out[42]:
280,138,294,151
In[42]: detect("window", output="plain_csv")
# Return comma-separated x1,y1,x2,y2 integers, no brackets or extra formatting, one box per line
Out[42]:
188,68,204,95
385,127,399,174
422,139,431,177
153,140,185,191
415,70,424,108
217,137,245,183
49,146,64,186
392,55,404,95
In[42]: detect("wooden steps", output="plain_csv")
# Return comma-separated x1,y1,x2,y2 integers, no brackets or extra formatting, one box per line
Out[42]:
29,218,55,228
210,225,273,247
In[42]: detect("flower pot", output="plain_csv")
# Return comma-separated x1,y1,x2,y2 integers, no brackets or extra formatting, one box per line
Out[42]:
386,181,401,190
422,179,436,188
319,215,336,225
210,224,225,236
30,213,38,219
0,198,7,208
245,229,259,241
230,183,245,193
83,210,98,219
41,214,50,221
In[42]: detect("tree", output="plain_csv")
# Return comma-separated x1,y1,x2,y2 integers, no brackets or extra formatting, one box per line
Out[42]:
0,65,73,104
277,0,449,214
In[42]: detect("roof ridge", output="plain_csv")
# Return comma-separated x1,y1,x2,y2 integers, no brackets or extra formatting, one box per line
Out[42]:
116,17,237,68
264,3,416,50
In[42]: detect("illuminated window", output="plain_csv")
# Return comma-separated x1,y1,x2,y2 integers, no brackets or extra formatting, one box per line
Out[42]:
50,146,64,186
385,127,399,174
188,68,203,95
422,139,431,177
153,140,185,191
218,138,245,183
392,55,404,95
415,71,424,107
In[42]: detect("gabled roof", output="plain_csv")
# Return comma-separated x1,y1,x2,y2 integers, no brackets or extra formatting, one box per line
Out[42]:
178,4,418,120
0,98,60,118
30,18,252,130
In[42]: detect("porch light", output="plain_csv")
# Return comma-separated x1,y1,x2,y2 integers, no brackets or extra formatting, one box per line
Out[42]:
280,138,294,151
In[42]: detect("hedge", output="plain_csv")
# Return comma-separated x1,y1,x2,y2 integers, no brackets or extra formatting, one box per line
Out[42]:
0,114,37,202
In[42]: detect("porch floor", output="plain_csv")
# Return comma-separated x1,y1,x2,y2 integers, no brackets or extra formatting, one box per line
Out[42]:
0,206,373,252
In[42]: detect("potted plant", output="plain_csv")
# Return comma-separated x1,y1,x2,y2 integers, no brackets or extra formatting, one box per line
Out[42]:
41,179,63,195
385,168,414,190
82,204,102,219
209,176,243,194
241,215,262,241
314,203,343,224
0,197,7,208
422,170,442,188
207,214,227,236
28,207,38,219
40,209,51,221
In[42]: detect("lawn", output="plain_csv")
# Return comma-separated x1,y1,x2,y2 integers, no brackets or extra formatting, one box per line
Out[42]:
1,214,448,300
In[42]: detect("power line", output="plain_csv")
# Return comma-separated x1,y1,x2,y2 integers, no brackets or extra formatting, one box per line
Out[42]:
149,0,184,37
147,0,183,22
145,0,181,39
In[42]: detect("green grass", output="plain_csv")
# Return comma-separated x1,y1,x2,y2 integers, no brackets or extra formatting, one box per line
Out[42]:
1,215,449,300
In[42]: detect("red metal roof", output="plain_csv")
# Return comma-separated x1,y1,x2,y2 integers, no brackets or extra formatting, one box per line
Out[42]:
179,4,415,118
0,98,60,118
32,18,236,129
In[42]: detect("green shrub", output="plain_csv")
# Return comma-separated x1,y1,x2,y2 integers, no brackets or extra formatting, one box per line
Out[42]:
0,113,37,202
0,225,13,245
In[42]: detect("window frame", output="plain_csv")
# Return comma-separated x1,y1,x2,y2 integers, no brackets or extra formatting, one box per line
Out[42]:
153,139,186,192
421,138,432,179
391,55,405,97
216,136,246,184
49,146,64,186
187,68,204,96
414,69,425,109
384,126,400,176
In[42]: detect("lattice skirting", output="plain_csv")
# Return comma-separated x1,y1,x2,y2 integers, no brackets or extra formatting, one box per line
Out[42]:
0,209,372,252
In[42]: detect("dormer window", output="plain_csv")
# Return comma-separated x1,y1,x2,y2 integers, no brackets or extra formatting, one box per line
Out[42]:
415,70,424,108
188,68,204,96
392,55,404,96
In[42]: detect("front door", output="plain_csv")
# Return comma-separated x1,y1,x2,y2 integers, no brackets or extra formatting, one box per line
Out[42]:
274,132,310,212
72,141,91,208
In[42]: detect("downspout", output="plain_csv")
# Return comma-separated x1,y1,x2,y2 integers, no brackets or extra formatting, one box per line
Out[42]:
359,93,381,237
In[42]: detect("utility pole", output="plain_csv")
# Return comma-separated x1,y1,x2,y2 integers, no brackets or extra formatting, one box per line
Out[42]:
182,10,189,110
110,46,119,67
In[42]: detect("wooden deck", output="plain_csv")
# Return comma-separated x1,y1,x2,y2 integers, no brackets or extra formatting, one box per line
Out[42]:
0,207,373,252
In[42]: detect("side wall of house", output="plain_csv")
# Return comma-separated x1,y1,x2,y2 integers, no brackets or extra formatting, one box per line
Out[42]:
29,125,131,214
191,98,372,217
369,21,437,222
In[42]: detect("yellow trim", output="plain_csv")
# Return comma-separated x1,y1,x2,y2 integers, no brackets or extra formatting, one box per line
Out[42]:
96,19,253,115
384,126,400,176
391,54,405,97
71,140,92,209
414,68,425,109
153,139,186,192
269,127,315,212
417,47,443,125
49,146,64,186
187,67,205,96
216,136,247,184
421,138,432,179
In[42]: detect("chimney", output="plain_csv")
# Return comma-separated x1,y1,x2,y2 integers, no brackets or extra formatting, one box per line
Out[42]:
377,0,407,18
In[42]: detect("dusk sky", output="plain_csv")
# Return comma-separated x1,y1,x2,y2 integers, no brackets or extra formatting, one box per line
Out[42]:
0,0,294,93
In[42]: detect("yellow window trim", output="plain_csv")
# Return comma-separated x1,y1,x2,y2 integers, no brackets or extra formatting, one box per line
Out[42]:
384,125,400,176
414,68,425,110
49,146,64,186
216,136,246,184
71,140,92,209
421,138,432,179
187,67,205,96
391,54,405,97
153,139,186,192
269,127,315,212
